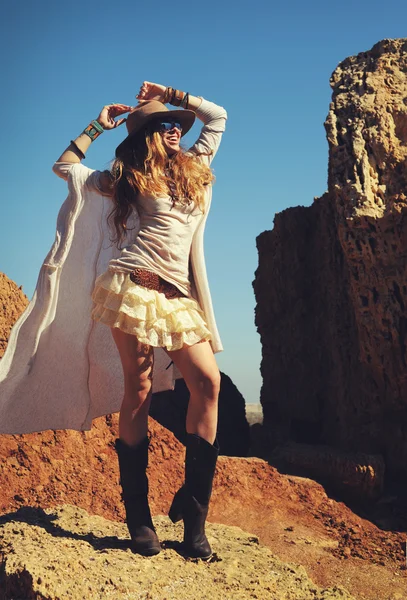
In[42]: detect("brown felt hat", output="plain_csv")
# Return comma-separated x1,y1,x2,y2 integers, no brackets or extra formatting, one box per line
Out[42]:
115,100,196,157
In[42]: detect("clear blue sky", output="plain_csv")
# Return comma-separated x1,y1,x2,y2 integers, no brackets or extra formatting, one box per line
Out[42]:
1,1,406,405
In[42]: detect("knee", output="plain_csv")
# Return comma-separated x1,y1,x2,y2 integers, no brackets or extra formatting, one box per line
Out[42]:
194,369,221,401
124,367,153,400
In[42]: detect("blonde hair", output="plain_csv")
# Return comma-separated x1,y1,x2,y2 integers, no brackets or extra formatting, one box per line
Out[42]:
106,128,214,245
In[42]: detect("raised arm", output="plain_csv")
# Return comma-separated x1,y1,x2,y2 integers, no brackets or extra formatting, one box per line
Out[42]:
187,98,227,164
136,82,227,164
52,103,132,193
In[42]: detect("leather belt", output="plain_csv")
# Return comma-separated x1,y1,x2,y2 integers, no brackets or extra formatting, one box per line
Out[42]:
129,268,186,300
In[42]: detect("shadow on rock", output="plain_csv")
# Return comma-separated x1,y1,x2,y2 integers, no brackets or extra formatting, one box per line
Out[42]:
0,506,129,551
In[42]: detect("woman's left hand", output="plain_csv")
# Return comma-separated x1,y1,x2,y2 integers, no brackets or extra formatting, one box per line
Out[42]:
96,104,133,130
136,81,166,102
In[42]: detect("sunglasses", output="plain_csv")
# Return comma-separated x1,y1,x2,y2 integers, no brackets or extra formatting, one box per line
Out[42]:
155,121,183,133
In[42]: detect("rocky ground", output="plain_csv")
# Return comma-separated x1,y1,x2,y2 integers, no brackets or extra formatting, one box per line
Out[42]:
0,504,356,600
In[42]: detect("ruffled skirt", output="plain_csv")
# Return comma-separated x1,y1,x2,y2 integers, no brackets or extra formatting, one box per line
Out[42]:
91,269,212,351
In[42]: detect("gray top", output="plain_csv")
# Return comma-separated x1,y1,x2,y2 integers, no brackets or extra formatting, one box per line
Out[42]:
108,191,203,296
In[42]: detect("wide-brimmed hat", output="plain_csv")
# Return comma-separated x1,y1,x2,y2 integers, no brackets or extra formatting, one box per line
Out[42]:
115,100,196,157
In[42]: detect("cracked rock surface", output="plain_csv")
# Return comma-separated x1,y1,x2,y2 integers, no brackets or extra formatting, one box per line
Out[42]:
0,504,354,600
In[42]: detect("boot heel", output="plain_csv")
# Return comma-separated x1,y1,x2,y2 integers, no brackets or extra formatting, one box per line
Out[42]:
168,487,184,523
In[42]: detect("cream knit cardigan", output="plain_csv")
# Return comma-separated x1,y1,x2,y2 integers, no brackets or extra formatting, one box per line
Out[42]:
0,98,227,434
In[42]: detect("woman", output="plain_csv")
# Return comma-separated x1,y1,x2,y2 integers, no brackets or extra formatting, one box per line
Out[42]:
53,82,227,559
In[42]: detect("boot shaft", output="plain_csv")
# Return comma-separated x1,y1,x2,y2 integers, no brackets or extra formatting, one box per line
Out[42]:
115,436,150,498
185,434,219,506
114,436,160,555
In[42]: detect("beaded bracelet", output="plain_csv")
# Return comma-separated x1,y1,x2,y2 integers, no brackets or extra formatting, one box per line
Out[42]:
70,140,86,159
83,120,104,141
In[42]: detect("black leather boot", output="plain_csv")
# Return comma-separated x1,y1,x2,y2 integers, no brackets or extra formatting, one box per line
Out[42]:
115,436,161,556
169,433,219,559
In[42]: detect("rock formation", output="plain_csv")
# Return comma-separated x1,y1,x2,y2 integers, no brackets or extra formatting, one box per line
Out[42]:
253,38,407,481
0,504,355,600
271,441,385,500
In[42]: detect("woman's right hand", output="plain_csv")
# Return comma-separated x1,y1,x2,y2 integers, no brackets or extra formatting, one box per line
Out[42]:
96,103,133,130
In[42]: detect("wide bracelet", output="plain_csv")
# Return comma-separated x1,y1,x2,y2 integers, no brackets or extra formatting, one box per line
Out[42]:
83,120,104,141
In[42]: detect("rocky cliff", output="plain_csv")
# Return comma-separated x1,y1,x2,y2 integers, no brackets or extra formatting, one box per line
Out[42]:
253,38,407,480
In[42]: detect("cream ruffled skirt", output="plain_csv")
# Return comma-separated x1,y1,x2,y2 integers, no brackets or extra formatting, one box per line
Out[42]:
91,269,212,351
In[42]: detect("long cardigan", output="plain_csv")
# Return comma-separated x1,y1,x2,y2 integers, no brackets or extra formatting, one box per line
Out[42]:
0,98,227,434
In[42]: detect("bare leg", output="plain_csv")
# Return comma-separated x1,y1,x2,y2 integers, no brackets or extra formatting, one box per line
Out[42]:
110,327,160,556
111,328,154,447
166,339,220,559
165,340,220,444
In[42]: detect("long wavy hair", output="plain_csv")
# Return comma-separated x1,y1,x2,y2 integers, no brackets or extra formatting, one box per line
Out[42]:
105,125,215,245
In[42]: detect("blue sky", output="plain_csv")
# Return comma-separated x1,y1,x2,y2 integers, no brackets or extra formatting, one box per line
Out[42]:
1,1,406,406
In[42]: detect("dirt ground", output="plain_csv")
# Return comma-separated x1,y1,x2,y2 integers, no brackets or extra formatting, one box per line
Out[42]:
211,462,407,600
